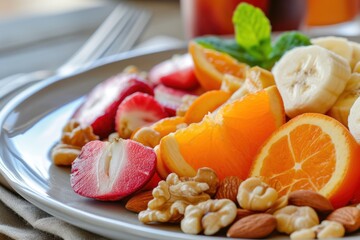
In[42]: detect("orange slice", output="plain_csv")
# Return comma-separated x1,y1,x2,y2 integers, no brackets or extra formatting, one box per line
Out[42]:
189,41,248,91
154,145,172,179
184,90,231,124
152,116,187,137
251,113,360,208
131,116,186,148
160,86,285,179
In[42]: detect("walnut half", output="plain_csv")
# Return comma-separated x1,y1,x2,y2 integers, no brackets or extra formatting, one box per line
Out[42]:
52,120,98,166
138,169,215,224
290,220,345,239
181,199,237,235
61,120,99,147
237,177,278,211
274,205,319,234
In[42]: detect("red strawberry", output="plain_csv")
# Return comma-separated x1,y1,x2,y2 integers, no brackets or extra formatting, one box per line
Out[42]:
154,84,197,116
70,139,156,201
72,73,153,139
148,53,199,90
115,92,168,139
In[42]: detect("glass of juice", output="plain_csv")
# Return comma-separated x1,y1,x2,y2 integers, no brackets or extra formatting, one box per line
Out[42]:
306,0,359,26
180,0,269,39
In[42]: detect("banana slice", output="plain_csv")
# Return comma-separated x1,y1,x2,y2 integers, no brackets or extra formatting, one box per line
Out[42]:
348,96,360,143
273,45,351,118
350,41,360,71
327,73,360,127
312,36,353,64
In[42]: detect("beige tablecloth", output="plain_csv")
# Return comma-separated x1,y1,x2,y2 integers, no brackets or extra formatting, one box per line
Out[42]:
0,1,183,239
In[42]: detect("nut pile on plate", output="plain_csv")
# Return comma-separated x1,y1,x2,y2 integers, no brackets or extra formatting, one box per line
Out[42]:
125,168,360,239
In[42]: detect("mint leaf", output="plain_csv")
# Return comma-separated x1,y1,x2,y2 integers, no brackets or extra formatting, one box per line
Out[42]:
194,36,261,66
232,3,271,58
265,31,311,68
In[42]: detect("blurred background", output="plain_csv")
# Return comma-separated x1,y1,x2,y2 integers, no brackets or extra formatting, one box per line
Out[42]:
1,0,360,79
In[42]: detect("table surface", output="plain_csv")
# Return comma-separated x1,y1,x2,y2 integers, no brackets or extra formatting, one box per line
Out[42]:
0,0,184,79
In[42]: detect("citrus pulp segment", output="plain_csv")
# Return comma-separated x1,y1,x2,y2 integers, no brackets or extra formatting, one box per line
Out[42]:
251,113,360,208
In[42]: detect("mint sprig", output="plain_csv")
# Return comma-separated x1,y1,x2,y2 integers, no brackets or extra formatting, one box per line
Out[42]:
232,3,272,60
194,3,311,70
268,31,312,67
194,37,261,67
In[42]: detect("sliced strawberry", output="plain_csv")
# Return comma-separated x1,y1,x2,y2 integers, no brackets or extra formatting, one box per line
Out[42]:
72,73,153,139
115,92,168,139
148,53,199,90
154,84,197,116
70,139,156,200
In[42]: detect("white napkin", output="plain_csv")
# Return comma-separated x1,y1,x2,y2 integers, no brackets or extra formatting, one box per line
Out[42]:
0,185,107,240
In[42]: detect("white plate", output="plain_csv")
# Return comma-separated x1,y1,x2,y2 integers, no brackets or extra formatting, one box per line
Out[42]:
1,45,359,240
0,46,225,240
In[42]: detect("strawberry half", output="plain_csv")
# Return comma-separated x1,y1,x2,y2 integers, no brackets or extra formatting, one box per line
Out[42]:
115,92,168,139
154,84,197,116
72,73,153,139
70,139,156,200
148,53,199,90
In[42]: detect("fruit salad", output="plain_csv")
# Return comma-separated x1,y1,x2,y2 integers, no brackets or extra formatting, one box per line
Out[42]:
51,3,360,239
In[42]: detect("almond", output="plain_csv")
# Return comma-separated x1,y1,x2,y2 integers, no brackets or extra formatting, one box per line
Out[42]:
288,190,333,213
235,208,255,221
215,176,242,203
125,191,153,213
227,213,276,238
326,206,360,232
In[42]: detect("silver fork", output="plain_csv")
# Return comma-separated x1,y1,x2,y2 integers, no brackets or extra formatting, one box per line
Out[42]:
0,3,151,101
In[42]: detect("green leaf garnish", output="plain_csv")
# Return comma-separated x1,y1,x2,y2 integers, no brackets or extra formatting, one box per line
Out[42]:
232,3,271,58
194,36,261,66
269,31,312,65
192,3,312,70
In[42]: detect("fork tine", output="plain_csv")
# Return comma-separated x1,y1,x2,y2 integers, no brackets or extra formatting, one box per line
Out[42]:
84,8,137,62
0,3,151,99
102,10,151,57
58,3,150,74
59,4,128,67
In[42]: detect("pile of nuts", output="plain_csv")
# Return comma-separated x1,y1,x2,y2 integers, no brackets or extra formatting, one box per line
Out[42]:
125,167,360,239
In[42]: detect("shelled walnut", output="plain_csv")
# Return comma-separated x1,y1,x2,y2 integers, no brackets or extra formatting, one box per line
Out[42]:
290,220,345,239
61,120,98,147
138,168,218,224
180,167,219,196
237,177,278,211
274,205,319,234
181,199,237,235
52,120,98,166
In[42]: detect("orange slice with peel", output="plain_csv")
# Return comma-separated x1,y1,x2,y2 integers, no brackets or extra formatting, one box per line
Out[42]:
154,145,172,179
251,113,360,208
160,86,285,179
184,90,231,124
152,116,187,137
189,41,248,91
